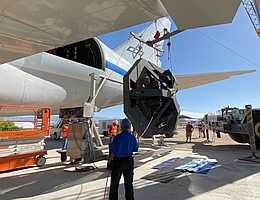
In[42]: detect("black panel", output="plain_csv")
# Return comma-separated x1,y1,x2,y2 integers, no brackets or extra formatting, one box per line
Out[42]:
123,59,180,137
46,38,103,70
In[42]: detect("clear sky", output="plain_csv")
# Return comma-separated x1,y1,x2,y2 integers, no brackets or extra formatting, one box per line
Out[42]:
95,4,260,119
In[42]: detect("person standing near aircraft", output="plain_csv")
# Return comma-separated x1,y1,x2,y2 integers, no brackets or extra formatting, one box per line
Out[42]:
197,121,202,138
109,120,118,148
107,118,139,200
201,122,206,138
61,120,69,150
186,121,194,143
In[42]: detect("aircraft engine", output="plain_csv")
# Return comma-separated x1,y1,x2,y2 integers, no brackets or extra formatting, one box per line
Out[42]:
123,58,180,138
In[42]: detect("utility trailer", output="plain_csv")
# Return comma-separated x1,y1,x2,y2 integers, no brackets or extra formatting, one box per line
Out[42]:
0,104,51,172
215,106,260,148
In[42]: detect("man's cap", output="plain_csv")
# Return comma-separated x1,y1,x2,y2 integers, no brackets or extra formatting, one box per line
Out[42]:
121,118,131,127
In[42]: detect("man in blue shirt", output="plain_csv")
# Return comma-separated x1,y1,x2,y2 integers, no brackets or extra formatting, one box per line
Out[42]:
107,118,139,200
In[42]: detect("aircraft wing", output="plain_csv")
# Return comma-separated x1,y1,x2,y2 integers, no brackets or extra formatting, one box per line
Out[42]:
176,70,256,91
0,0,241,64
161,0,241,30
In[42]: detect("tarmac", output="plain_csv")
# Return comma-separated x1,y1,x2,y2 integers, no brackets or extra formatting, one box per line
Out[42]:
1,129,260,200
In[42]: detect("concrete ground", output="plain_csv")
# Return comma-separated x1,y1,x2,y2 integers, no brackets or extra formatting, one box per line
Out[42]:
1,129,260,200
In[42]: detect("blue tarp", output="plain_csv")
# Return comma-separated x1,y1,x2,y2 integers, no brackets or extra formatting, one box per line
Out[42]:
152,157,181,169
175,159,217,174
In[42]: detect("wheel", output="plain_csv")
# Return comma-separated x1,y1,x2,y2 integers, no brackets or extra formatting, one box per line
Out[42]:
50,133,55,139
228,133,246,143
54,132,61,140
36,156,46,167
228,133,260,149
60,152,67,162
103,131,108,137
165,133,173,138
53,132,57,139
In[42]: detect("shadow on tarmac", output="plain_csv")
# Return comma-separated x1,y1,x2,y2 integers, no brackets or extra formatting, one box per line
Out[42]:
1,134,260,199
0,162,108,200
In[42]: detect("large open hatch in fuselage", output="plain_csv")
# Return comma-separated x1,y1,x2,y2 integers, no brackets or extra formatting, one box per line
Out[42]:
46,38,104,70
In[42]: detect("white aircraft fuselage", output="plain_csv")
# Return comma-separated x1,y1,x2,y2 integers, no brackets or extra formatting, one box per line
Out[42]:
2,41,128,115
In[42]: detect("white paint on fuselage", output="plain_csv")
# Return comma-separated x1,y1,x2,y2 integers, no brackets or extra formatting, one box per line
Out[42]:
9,52,126,115
0,63,66,116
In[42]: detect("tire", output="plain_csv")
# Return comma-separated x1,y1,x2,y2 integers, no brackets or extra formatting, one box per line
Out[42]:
229,133,260,149
165,133,173,138
53,132,57,140
103,131,108,137
228,133,246,143
36,156,46,167
50,133,55,140
242,133,260,149
61,153,67,162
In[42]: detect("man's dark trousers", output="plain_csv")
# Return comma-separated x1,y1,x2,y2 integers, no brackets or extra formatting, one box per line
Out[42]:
109,156,134,200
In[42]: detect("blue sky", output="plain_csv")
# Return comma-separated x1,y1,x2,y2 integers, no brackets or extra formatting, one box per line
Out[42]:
95,4,260,119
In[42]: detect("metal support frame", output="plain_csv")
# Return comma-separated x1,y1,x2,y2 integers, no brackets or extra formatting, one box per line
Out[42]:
86,73,104,147
130,29,183,52
64,73,123,164
86,73,123,147
239,104,260,162
242,0,260,37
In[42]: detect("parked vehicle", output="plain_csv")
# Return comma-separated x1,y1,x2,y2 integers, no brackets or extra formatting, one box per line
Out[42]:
98,119,121,137
50,118,63,140
50,127,62,140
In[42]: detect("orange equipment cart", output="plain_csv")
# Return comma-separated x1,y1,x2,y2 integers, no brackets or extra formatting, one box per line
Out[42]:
0,104,51,172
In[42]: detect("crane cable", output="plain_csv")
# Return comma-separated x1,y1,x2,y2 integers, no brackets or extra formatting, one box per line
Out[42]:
137,111,157,141
195,29,260,68
138,89,162,140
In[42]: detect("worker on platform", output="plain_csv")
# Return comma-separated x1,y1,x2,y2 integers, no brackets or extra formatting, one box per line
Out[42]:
61,120,70,150
107,118,139,200
186,121,194,143
109,120,118,148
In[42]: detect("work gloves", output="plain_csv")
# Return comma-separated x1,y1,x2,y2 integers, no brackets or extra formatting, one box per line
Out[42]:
106,162,113,171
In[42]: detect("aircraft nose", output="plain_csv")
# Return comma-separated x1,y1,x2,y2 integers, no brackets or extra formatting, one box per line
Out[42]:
0,64,66,110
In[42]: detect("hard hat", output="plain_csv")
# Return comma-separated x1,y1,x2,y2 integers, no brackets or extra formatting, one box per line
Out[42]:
113,120,118,125
121,118,131,127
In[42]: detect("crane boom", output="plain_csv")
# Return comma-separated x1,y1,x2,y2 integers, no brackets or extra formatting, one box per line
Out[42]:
242,0,260,36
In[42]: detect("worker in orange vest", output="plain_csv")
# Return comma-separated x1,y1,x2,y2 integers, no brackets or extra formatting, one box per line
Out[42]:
201,122,206,138
109,120,118,148
62,120,70,150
